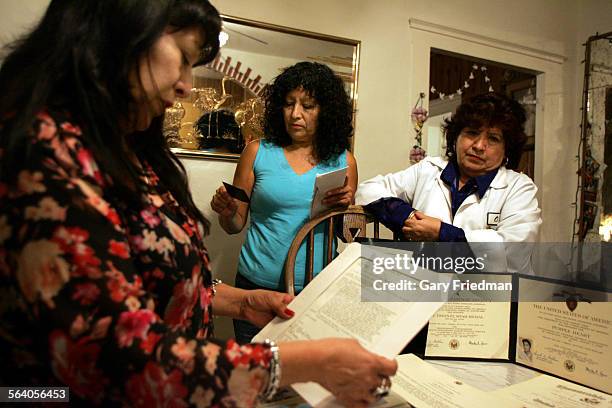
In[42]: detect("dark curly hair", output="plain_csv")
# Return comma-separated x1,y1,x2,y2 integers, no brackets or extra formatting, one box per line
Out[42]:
263,61,353,163
443,92,527,169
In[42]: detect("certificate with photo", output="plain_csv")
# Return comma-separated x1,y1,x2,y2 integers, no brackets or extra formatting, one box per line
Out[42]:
515,276,612,394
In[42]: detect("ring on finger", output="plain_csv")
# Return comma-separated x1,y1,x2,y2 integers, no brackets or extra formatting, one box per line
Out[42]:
371,376,390,399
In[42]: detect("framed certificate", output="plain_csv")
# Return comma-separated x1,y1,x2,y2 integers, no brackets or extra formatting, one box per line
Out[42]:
425,273,515,360
515,275,612,394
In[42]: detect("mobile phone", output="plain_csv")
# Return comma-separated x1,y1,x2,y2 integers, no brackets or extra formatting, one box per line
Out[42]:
223,182,250,203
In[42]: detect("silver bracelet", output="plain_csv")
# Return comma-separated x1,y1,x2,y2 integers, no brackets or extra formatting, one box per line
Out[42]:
211,278,222,297
262,339,281,401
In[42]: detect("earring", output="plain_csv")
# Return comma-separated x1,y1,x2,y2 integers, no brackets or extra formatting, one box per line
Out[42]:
504,157,509,166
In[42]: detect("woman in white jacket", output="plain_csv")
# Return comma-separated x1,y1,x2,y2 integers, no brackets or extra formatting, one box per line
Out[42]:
356,93,541,272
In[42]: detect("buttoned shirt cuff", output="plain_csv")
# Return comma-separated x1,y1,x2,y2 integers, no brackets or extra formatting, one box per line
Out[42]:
439,222,467,242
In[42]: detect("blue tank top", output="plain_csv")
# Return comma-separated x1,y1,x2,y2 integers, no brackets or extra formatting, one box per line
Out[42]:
238,140,347,291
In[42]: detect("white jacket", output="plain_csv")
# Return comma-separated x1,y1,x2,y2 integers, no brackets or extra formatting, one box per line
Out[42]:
356,157,542,272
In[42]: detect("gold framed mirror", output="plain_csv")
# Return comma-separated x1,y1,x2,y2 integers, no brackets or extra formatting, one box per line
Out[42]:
165,15,361,161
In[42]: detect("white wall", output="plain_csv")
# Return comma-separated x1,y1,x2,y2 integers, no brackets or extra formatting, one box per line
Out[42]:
0,0,47,45
2,0,610,338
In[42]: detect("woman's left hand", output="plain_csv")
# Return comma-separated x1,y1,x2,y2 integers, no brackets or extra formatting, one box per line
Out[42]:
322,179,354,207
240,290,295,328
402,211,442,241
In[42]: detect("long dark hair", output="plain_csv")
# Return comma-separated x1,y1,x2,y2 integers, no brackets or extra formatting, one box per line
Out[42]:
0,0,221,232
442,92,527,170
263,62,353,163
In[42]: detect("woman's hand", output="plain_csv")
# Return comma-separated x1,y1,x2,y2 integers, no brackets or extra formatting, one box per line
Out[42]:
210,185,238,218
279,338,398,408
318,339,397,407
322,178,355,207
402,210,441,241
240,289,294,328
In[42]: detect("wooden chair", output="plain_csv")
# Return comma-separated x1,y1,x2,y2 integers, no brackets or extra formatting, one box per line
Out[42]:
283,205,381,296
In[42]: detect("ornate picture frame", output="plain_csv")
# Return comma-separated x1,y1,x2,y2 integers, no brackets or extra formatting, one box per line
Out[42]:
165,15,361,161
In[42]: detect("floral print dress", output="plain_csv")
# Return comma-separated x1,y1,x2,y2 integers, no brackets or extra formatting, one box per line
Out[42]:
0,111,272,407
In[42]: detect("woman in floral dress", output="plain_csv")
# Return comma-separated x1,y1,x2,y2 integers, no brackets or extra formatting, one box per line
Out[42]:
0,0,396,406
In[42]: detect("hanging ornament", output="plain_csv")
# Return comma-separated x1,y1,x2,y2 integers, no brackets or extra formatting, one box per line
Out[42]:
409,93,428,164
411,107,429,128
430,63,491,100
410,145,427,165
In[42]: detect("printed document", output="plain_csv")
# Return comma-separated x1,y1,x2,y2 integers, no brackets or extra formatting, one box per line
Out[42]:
254,243,444,406
310,166,347,218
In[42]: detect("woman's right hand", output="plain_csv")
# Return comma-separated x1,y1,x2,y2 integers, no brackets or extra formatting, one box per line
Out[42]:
402,210,442,241
316,338,397,407
280,338,397,407
210,185,238,218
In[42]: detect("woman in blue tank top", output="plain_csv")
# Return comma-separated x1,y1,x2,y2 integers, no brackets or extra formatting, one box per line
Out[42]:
211,62,358,343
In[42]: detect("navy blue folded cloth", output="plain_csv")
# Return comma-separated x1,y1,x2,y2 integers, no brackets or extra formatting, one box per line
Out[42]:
364,197,414,236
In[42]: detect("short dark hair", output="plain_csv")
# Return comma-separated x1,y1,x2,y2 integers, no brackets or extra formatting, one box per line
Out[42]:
442,93,527,169
263,62,353,163
522,339,531,347
0,0,221,232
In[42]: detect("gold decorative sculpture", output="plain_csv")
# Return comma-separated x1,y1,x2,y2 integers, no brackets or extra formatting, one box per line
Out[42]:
213,76,233,110
192,88,218,113
234,97,264,144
